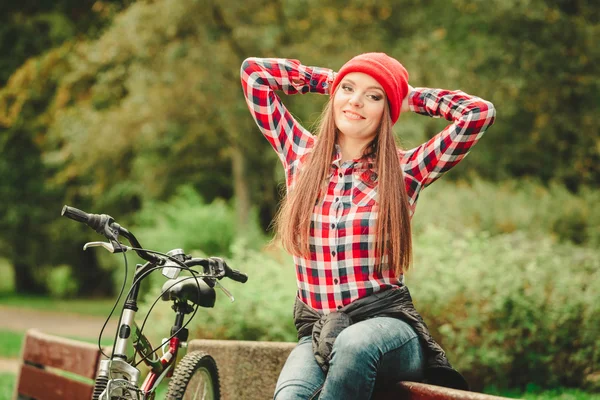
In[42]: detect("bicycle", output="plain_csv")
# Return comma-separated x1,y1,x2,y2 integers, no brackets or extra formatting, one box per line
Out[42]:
61,205,248,400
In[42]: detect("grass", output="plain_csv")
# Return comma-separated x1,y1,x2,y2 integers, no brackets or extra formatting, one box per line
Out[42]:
0,293,119,317
486,386,600,400
0,374,14,400
0,257,125,317
0,329,114,359
0,331,24,358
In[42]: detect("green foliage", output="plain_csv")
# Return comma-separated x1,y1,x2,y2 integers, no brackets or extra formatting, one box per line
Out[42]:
44,265,79,299
487,385,600,400
408,227,600,391
0,0,132,85
1,0,598,296
130,180,600,392
134,188,297,342
137,213,600,390
0,258,14,294
0,330,24,358
133,186,266,257
0,374,15,400
1,0,599,391
140,243,298,344
412,179,600,247
0,295,117,318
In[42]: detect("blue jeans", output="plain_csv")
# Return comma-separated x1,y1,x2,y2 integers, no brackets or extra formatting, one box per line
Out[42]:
274,317,424,399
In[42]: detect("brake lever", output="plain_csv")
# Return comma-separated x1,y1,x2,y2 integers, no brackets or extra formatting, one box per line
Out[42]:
215,281,234,303
83,240,131,253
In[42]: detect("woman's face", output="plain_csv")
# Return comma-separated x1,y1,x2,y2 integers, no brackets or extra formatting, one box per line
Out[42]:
333,72,386,144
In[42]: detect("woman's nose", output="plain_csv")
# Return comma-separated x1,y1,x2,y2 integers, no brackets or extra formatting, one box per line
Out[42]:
349,93,363,107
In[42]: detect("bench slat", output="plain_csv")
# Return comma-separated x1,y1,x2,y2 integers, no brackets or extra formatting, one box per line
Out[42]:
394,381,513,400
17,363,94,400
21,329,100,379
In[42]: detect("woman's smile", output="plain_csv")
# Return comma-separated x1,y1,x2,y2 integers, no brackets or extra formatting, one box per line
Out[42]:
343,110,365,120
333,72,385,145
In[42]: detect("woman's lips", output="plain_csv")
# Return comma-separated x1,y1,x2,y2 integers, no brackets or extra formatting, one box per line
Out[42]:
343,110,364,120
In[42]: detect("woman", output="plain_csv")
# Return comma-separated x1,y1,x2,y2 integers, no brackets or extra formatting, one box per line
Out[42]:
240,53,496,400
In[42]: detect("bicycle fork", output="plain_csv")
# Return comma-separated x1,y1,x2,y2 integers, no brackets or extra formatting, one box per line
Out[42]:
93,307,144,399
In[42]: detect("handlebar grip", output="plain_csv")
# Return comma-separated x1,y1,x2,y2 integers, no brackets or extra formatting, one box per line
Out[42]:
183,258,248,283
61,205,105,232
61,205,90,224
227,268,248,284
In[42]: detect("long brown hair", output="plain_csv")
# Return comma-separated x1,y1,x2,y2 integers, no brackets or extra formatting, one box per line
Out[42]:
274,95,413,276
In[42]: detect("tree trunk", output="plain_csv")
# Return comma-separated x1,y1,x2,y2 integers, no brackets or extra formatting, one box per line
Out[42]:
13,260,46,294
71,243,114,297
231,143,251,237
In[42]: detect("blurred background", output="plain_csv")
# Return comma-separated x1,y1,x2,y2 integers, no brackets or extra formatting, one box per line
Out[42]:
0,0,598,398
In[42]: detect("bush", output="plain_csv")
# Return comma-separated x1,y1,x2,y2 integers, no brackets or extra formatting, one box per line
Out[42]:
44,264,79,299
408,226,600,391
134,185,266,257
139,242,298,343
132,180,600,392
412,179,600,247
134,186,298,343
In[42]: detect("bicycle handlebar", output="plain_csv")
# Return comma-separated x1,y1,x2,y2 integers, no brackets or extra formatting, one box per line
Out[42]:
185,258,248,284
225,268,248,284
61,205,91,224
62,205,112,234
62,205,160,263
61,205,248,283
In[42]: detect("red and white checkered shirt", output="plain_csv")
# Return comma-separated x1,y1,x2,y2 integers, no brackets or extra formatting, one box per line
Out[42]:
241,58,496,314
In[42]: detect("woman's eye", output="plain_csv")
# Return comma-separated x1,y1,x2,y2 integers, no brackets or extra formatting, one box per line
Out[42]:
368,94,382,101
342,85,353,92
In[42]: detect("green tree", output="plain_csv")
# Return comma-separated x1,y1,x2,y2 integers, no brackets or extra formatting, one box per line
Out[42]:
1,0,598,295
0,0,132,86
0,0,132,295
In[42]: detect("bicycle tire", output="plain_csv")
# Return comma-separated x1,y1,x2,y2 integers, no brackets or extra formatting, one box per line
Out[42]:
166,351,220,400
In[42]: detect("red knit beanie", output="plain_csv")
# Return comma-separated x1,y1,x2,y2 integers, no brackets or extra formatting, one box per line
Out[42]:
331,52,409,124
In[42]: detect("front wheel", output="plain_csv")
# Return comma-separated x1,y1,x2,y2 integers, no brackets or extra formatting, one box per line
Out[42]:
166,351,220,400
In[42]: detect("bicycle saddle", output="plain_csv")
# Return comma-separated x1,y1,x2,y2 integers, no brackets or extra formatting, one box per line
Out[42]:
161,276,216,308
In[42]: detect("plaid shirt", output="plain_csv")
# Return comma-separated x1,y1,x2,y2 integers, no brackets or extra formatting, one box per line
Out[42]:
241,58,496,314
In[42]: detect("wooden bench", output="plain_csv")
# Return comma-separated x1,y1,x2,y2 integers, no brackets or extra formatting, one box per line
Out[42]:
187,339,514,400
13,331,513,400
376,382,511,400
14,329,102,400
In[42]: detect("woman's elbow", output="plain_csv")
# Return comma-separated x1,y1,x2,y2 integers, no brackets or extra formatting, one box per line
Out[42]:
484,100,496,125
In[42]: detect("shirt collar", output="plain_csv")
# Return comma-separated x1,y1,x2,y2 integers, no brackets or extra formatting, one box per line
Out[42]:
331,144,376,170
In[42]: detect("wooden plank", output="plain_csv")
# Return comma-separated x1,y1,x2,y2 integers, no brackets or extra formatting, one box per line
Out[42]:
17,364,94,400
21,329,100,379
391,381,517,400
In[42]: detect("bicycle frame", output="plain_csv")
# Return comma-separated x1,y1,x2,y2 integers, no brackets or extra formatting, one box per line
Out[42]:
96,259,190,399
61,205,245,399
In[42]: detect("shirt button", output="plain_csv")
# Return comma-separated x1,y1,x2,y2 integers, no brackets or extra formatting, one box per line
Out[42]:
335,197,339,202
332,251,336,257
334,278,339,284
331,223,335,229
338,173,343,178
337,305,342,310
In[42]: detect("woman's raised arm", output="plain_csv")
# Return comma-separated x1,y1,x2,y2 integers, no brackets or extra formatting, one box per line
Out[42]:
240,58,335,169
400,87,496,187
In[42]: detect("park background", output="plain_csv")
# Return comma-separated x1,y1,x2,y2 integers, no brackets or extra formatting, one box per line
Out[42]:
0,0,598,398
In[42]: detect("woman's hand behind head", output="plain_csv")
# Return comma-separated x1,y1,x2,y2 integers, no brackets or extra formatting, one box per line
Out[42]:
401,84,414,114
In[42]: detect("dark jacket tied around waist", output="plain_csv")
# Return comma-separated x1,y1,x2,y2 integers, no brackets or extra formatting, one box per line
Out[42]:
293,285,469,391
